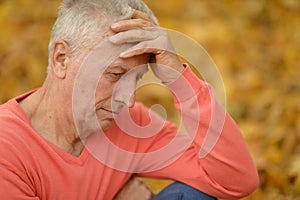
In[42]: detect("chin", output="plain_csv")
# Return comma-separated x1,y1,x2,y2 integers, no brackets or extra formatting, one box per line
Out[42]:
99,119,114,131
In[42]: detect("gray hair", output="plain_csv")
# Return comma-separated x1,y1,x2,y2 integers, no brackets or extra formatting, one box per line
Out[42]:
47,0,158,73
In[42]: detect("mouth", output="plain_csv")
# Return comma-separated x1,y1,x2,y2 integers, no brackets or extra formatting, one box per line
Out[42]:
100,108,120,116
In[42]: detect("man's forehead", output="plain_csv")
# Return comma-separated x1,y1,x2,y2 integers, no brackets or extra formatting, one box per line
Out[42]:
109,55,150,70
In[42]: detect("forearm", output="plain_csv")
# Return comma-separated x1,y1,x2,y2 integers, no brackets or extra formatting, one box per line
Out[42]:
165,65,259,198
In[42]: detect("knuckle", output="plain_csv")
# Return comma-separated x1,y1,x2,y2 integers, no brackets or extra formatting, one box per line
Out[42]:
138,19,154,28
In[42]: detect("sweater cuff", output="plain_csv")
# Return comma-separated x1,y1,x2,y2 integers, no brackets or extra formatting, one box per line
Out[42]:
164,64,208,102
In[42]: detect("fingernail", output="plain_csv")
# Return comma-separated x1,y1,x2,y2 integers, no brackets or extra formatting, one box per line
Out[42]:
120,51,132,58
120,51,127,57
111,23,119,29
109,35,117,43
121,7,134,19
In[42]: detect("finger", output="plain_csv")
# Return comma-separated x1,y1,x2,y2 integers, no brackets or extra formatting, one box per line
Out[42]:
119,40,165,58
131,9,153,22
120,48,157,58
109,29,158,45
111,18,153,32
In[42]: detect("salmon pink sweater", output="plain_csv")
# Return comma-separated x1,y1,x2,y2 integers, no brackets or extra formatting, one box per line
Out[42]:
0,67,258,199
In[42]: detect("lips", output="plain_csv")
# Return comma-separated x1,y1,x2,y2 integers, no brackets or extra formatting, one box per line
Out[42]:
95,102,124,117
100,108,120,116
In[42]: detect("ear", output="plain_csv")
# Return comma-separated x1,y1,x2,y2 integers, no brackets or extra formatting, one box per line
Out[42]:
51,40,71,79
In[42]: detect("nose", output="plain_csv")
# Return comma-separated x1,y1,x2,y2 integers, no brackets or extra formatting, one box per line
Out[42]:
113,90,136,108
128,92,136,107
113,80,137,108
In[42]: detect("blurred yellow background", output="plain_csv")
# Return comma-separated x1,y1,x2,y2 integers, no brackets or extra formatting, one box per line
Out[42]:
0,0,299,199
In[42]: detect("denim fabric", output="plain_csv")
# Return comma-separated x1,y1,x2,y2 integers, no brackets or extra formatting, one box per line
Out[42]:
153,182,217,200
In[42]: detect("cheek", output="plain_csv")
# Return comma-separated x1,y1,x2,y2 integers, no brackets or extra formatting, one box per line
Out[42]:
95,78,114,101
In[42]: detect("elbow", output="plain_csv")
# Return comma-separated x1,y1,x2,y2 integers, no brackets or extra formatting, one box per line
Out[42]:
244,173,259,197
234,168,260,199
219,166,260,199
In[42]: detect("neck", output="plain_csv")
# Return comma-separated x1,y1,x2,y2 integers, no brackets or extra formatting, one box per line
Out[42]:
19,76,84,156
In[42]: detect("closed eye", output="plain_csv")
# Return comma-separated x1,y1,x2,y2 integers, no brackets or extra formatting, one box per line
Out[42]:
110,72,124,81
112,73,123,77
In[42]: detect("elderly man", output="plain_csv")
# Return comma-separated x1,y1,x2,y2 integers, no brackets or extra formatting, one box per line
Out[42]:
0,0,258,199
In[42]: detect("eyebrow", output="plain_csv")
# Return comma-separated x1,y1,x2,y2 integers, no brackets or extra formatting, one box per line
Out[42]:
107,63,149,76
109,63,130,71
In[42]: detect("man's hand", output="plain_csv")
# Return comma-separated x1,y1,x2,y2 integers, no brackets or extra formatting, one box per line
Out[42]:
110,9,185,83
114,177,153,200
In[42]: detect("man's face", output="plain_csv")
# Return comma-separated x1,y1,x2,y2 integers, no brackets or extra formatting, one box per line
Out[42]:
94,54,149,130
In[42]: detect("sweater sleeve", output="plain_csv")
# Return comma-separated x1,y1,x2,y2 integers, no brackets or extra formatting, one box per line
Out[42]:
0,167,39,200
137,66,259,199
0,140,39,200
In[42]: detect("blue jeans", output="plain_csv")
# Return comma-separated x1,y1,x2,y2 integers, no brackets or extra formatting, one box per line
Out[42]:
153,182,217,200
